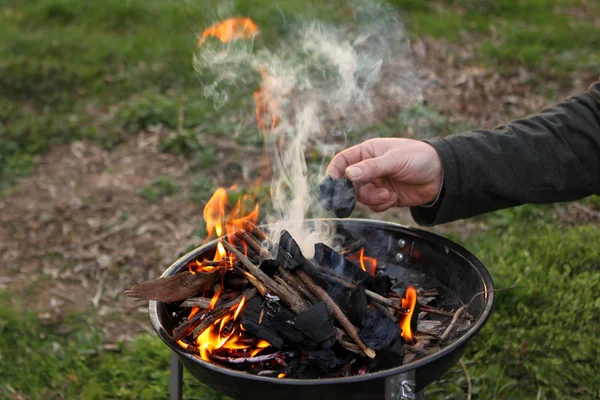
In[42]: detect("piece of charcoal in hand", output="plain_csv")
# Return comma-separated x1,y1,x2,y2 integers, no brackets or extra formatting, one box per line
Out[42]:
318,176,356,218
333,177,356,218
318,176,336,211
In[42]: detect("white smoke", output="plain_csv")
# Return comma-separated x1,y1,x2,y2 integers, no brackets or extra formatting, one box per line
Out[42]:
194,1,422,255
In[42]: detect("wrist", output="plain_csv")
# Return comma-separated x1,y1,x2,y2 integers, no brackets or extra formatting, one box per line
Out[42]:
420,172,444,208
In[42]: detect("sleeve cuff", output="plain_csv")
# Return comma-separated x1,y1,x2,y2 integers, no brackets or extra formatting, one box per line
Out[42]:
409,137,460,226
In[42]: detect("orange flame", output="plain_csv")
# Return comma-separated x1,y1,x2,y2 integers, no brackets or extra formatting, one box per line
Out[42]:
193,296,272,361
347,248,378,276
400,286,417,343
198,17,259,47
209,289,222,311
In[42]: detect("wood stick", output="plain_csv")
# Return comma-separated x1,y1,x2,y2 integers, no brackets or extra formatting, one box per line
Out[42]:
234,266,267,296
371,300,396,321
281,270,319,304
211,352,287,365
295,269,376,359
237,229,318,304
173,310,209,341
420,304,473,320
440,304,468,342
180,288,257,309
273,275,311,310
191,307,231,340
222,240,308,314
334,327,361,354
320,269,408,313
404,344,437,357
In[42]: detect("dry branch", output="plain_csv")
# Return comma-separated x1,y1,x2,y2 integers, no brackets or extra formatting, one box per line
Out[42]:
295,269,376,359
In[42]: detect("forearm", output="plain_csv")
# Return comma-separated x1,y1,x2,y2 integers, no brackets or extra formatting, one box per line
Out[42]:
411,80,600,225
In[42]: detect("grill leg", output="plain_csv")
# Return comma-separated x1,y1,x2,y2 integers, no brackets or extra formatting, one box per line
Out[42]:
385,370,424,400
170,351,183,400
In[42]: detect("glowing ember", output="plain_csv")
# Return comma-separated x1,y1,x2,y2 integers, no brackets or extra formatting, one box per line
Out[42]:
198,17,259,47
400,286,417,343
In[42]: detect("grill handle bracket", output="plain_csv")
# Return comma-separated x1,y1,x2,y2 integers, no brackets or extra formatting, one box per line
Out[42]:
385,370,424,400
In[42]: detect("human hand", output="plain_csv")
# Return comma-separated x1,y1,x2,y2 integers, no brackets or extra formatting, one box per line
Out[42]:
326,138,443,212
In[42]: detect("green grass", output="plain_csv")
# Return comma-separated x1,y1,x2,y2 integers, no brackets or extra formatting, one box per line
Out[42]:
426,205,600,398
2,205,599,399
0,302,229,399
1,0,599,183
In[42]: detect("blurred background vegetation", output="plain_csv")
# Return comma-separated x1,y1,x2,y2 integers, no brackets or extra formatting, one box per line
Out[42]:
1,0,599,399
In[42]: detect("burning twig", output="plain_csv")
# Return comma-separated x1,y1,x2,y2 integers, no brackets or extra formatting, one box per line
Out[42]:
295,269,376,359
173,310,209,342
180,288,258,309
237,229,317,303
191,307,232,340
222,240,309,314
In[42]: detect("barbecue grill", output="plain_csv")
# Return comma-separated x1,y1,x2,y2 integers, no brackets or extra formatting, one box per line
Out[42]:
149,218,495,399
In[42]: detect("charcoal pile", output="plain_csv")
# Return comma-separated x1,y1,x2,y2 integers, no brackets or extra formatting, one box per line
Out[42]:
126,221,473,379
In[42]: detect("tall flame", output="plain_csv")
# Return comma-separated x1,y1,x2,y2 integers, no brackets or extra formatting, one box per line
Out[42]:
203,187,260,261
198,17,259,47
400,286,417,343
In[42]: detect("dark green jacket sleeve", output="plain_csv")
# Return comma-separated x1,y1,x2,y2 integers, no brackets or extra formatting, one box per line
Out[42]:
411,79,600,226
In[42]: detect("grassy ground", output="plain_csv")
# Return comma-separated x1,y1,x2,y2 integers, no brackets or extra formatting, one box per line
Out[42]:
1,0,600,399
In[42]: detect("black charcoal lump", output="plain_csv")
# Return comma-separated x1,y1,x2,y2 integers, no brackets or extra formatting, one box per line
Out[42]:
319,176,356,218
359,308,401,351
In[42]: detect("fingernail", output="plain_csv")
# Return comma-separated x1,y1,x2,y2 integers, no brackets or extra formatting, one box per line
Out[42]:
346,166,362,179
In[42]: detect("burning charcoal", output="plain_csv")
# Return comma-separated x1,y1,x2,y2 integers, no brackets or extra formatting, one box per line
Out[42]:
279,230,326,287
373,274,392,296
263,306,304,344
279,230,306,266
241,321,284,348
240,298,284,348
294,302,335,344
318,176,356,218
348,284,367,326
374,337,405,371
327,283,365,327
314,243,376,290
359,308,401,351
259,259,280,277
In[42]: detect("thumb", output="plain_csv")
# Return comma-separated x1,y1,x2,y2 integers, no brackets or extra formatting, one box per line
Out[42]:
345,153,398,184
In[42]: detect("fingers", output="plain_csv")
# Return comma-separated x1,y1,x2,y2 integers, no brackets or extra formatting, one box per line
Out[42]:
356,183,391,207
326,142,370,179
345,152,400,184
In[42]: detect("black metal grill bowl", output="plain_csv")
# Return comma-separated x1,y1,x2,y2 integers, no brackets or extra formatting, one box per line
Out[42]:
149,218,495,400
